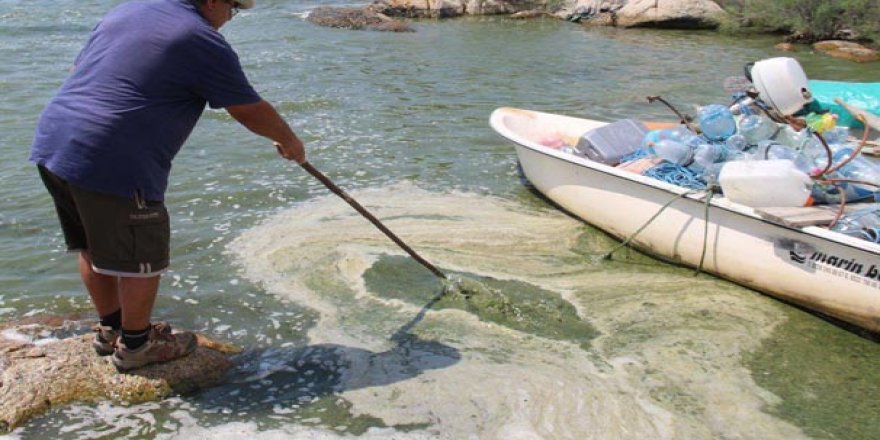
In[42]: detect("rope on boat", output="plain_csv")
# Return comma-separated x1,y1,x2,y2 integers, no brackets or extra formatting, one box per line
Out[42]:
619,149,708,190
694,186,718,276
602,189,701,260
602,187,717,278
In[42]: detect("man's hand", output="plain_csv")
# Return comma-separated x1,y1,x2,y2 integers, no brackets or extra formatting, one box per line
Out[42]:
274,140,305,163
227,100,306,163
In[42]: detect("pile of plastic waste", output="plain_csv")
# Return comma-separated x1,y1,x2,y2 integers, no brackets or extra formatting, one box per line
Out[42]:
569,57,880,244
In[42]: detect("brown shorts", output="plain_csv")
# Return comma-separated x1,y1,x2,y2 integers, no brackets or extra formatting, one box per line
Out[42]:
38,166,170,277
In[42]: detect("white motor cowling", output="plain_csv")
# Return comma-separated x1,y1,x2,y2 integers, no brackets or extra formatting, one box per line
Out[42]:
750,57,813,117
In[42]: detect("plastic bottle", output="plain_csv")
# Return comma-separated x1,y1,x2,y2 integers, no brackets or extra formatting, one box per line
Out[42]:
697,104,737,141
701,162,726,185
642,127,697,148
822,126,850,146
725,134,748,152
690,143,727,170
753,141,816,175
652,139,694,165
729,97,762,116
831,205,880,243
738,114,777,146
829,147,880,202
776,126,811,149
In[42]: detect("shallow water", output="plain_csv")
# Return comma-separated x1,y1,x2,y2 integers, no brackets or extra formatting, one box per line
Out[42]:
2,1,879,438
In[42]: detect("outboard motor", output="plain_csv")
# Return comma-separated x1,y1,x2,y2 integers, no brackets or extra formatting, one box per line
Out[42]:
747,57,814,118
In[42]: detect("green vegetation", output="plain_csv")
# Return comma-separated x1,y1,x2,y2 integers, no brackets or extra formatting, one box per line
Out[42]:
718,0,880,43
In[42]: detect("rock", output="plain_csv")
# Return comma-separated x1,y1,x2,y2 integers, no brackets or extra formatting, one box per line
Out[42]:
813,40,879,63
774,42,796,52
307,6,415,31
556,0,625,21
0,317,240,433
374,0,726,26
510,9,549,19
578,11,616,26
614,0,726,29
375,0,539,18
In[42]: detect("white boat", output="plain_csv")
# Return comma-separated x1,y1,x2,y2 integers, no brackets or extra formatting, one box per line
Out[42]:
490,107,880,333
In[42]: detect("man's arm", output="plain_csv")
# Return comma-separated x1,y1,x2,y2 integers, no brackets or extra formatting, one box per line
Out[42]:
226,100,306,163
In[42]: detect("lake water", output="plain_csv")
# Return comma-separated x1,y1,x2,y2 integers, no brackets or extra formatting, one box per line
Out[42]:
2,1,879,438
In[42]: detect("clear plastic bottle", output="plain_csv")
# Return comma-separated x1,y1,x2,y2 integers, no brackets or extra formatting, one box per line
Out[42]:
738,114,777,146
830,147,880,202
753,141,816,175
652,139,694,165
822,126,850,146
642,127,697,148
725,134,748,152
776,126,811,149
690,143,727,170
697,104,737,141
831,205,880,243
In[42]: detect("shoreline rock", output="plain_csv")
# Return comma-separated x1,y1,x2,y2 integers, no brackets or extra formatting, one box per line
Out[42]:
371,0,726,29
0,316,241,433
813,40,880,63
307,6,415,32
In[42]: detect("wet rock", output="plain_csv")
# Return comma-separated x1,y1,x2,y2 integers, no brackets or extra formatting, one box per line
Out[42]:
578,11,616,26
307,6,414,32
557,0,625,21
509,9,549,19
614,0,726,29
774,42,796,52
376,0,537,18
813,40,879,63
0,317,240,433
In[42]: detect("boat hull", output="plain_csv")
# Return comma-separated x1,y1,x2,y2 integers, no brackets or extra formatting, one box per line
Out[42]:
491,107,880,333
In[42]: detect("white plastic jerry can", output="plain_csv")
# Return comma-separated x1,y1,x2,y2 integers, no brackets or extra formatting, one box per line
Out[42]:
719,159,813,207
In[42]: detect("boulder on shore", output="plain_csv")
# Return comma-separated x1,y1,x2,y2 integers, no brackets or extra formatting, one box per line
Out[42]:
813,40,879,63
613,0,726,29
308,6,415,32
372,0,726,30
374,0,543,18
0,316,241,433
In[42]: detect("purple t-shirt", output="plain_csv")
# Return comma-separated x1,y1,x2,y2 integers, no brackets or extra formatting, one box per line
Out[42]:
30,0,261,201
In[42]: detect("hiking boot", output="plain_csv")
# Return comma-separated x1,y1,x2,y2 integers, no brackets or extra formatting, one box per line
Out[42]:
111,322,197,371
92,324,119,356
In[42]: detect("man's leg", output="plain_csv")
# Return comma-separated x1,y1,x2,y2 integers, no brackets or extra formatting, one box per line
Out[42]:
79,251,122,355
112,273,196,371
79,251,119,316
118,275,160,331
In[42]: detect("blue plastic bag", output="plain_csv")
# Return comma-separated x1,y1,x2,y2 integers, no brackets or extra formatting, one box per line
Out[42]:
809,80,880,128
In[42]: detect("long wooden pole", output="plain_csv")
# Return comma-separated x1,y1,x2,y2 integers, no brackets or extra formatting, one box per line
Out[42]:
299,161,448,280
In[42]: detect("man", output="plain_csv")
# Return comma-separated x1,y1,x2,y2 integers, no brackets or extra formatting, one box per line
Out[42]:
29,0,304,371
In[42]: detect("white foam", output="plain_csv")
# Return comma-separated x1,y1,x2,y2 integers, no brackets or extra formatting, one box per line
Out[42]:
228,183,806,439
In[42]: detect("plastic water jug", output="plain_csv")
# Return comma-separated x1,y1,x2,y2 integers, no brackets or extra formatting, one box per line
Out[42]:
719,159,813,207
697,104,737,141
652,139,694,165
738,114,777,146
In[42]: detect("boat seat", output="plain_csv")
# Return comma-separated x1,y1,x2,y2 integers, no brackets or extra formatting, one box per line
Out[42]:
755,203,875,228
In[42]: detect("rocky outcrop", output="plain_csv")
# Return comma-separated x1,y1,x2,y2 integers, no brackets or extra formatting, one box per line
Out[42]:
813,40,880,63
0,316,241,433
372,0,726,29
613,0,725,28
375,0,545,18
307,6,415,31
